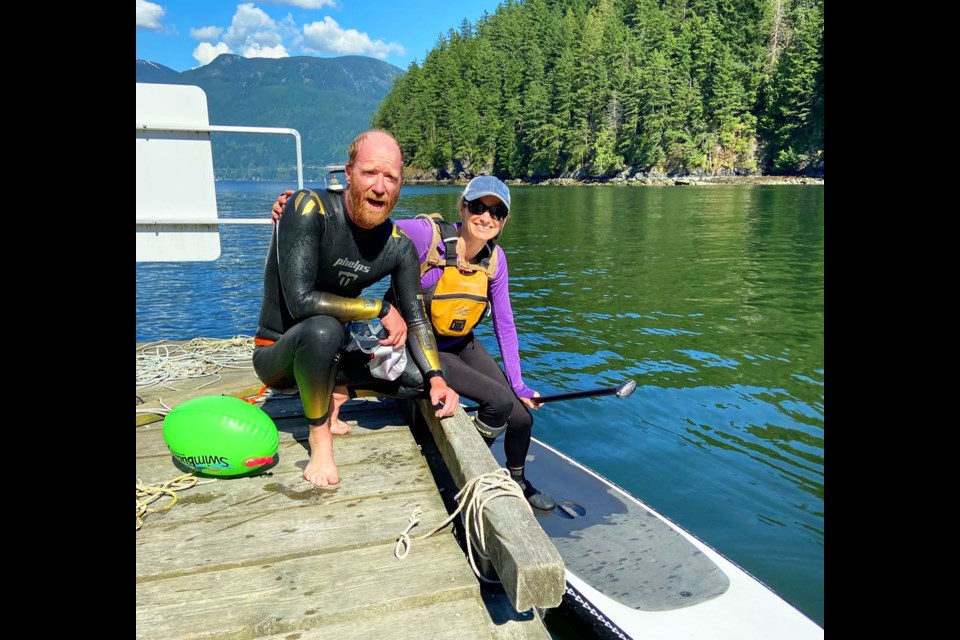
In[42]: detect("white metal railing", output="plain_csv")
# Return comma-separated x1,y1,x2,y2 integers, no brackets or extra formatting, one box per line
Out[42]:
135,123,303,226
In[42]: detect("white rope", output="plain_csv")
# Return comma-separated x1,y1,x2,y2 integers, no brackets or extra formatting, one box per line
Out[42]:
394,507,423,559
135,398,172,417
394,468,529,583
136,474,216,530
135,336,255,393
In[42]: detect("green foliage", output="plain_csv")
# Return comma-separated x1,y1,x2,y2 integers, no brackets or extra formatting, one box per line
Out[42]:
757,0,823,174
138,0,824,180
370,0,822,178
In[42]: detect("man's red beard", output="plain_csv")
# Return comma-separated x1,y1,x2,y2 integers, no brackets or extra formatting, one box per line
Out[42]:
347,186,396,228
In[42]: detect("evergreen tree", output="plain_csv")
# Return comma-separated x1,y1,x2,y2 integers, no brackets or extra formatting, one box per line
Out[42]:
758,0,823,174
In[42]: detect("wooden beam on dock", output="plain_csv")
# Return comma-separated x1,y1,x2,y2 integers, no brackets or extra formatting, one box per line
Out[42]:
413,399,565,613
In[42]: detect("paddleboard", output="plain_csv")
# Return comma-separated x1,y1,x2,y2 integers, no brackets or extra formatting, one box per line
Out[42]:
492,437,824,640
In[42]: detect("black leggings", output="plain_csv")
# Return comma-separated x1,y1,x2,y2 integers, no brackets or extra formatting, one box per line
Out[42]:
439,334,533,469
252,315,427,426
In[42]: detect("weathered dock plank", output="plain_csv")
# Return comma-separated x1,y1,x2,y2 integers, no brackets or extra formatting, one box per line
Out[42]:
137,410,436,526
251,597,511,640
137,488,450,581
136,539,481,640
414,398,566,613
137,462,433,525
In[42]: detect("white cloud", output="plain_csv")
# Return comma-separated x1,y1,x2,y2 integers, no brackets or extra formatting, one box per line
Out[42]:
181,1,403,68
223,3,285,51
243,43,290,59
301,16,405,60
263,1,337,8
191,3,292,67
190,26,224,42
136,0,165,30
193,41,232,66
277,14,300,39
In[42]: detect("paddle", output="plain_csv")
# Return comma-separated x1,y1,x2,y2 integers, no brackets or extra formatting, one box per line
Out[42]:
462,379,637,412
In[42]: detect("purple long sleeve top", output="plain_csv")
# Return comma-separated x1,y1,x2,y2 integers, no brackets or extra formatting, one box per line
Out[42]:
394,217,535,400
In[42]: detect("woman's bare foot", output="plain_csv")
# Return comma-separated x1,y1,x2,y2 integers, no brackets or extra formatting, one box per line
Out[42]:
329,387,352,435
304,424,340,487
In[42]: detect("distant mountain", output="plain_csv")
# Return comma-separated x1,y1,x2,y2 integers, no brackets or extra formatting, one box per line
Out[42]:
136,54,405,180
136,59,180,84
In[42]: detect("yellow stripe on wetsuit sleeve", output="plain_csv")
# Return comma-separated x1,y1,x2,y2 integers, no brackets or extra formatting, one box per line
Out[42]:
294,190,326,216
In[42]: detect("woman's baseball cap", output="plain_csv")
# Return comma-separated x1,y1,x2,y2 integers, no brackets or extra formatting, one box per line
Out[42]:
462,176,510,210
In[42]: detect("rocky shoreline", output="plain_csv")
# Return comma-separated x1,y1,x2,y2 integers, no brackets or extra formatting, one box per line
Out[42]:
403,173,823,187
528,175,822,186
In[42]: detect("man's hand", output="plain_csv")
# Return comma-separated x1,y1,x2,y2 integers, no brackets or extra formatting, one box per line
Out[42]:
271,189,295,224
429,377,459,417
378,304,407,348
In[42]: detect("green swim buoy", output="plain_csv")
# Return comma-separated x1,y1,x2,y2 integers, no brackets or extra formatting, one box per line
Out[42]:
162,395,279,477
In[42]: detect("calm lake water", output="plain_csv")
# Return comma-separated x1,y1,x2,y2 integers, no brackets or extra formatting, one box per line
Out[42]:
136,180,824,629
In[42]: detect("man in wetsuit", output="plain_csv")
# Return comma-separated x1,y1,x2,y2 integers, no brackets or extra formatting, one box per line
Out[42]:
253,129,459,488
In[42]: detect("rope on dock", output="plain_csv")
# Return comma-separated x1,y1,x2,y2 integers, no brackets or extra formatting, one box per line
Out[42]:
136,397,173,417
394,507,423,560
394,468,530,583
137,473,204,530
136,336,255,399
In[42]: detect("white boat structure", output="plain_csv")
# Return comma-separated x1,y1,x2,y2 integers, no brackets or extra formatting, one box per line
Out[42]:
136,82,823,639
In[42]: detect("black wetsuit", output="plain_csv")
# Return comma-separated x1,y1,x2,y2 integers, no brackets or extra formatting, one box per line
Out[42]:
252,188,443,426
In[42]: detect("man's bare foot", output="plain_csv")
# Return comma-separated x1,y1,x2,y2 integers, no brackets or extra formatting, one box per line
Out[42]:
304,424,340,487
330,418,352,435
329,387,351,435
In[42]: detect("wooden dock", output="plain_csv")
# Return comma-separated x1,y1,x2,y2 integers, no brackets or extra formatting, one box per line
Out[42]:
136,339,559,640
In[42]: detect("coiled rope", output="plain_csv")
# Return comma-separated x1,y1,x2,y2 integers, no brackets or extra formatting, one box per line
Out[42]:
394,468,530,583
136,336,256,415
136,473,213,530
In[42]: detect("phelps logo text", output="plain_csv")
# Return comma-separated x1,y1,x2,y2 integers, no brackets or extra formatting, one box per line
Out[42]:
333,258,370,273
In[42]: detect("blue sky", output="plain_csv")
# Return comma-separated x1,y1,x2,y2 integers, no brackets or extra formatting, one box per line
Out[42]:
136,0,507,73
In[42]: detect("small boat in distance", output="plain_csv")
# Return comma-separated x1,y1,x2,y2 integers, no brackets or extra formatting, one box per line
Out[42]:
324,164,345,192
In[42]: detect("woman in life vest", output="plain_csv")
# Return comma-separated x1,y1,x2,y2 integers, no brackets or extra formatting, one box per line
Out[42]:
272,176,555,511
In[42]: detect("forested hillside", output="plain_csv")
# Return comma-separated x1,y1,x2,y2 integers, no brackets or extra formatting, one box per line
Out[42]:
373,0,823,179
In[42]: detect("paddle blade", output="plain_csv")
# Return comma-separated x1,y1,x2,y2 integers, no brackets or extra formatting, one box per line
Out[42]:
616,379,637,399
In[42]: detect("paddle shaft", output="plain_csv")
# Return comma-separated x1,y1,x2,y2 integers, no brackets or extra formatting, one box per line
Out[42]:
533,386,621,403
462,380,636,412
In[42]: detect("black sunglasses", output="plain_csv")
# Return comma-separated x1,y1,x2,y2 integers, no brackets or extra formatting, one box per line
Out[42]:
464,198,509,221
